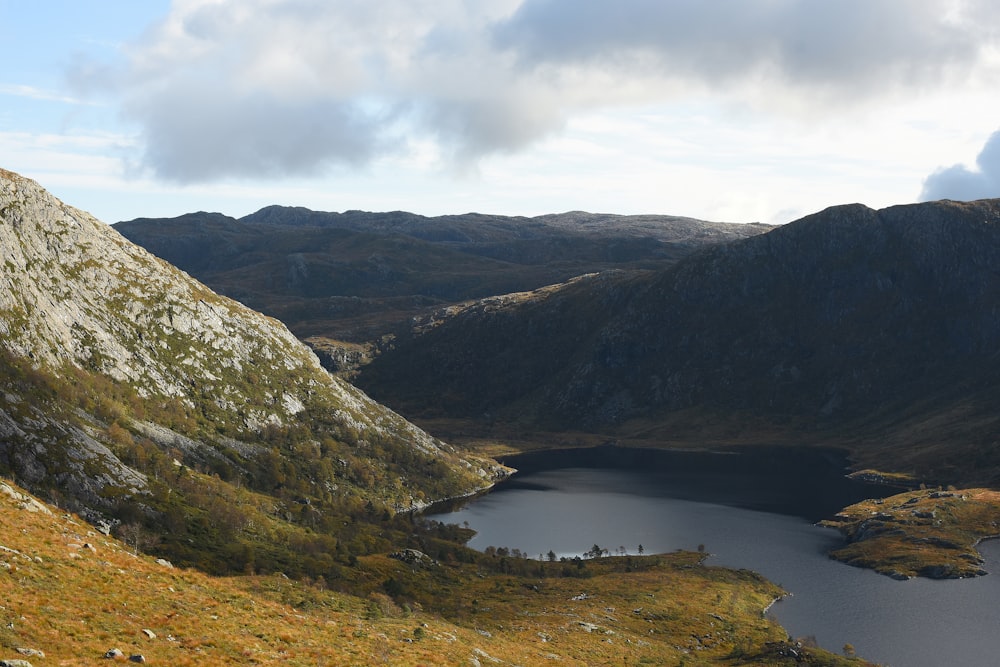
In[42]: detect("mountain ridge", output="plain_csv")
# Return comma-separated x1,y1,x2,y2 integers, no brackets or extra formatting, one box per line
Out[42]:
0,168,971,665
115,206,772,345
357,198,1000,486
0,167,505,573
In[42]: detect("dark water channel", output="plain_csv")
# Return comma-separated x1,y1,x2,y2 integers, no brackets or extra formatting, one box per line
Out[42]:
427,446,1000,667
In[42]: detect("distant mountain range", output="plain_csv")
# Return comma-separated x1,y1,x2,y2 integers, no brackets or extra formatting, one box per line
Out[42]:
0,168,870,666
116,194,1000,488
116,208,771,350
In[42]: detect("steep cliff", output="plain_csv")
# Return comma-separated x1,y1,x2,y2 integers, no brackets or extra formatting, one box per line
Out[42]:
0,168,503,523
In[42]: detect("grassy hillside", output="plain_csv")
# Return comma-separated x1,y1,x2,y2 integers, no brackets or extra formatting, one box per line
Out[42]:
0,335,506,581
0,478,872,666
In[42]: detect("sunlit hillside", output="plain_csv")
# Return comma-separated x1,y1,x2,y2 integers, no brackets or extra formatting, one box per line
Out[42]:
0,479,872,666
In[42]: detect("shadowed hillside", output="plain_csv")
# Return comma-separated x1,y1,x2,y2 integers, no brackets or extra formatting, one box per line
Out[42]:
357,200,1000,486
116,208,771,346
0,170,942,666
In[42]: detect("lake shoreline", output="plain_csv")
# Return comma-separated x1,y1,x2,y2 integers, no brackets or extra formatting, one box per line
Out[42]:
428,450,1000,667
450,441,1000,580
822,488,1000,579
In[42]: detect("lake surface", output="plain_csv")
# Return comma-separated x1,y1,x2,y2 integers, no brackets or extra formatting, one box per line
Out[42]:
427,446,1000,667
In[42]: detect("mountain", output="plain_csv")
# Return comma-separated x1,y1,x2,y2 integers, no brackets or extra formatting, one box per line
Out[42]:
356,200,1000,486
115,208,772,348
0,168,504,574
0,169,945,664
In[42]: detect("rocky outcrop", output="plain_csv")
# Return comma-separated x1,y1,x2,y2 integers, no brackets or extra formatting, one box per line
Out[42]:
0,659,36,667
0,482,53,515
822,488,1000,579
0,168,503,515
0,168,320,410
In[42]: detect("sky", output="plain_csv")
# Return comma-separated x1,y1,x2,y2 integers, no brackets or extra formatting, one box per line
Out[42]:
2,0,1000,226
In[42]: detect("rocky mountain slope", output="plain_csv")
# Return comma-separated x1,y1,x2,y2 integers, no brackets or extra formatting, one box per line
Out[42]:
357,199,1000,486
0,168,503,571
115,208,771,346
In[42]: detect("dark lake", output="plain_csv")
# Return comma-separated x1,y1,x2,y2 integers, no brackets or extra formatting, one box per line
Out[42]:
427,446,1000,667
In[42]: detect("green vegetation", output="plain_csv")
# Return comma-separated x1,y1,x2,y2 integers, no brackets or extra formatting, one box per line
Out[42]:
0,347,494,573
0,329,875,664
7,168,977,664
0,479,874,666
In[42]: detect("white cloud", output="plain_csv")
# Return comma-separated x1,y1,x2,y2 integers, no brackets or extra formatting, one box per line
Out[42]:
494,0,991,89
0,130,134,176
0,84,95,105
920,130,1000,201
66,0,1000,185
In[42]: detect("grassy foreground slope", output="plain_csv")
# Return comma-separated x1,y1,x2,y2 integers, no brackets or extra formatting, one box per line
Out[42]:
0,479,871,666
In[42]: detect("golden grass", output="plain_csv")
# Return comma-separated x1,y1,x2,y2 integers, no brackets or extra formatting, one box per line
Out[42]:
0,489,492,666
823,487,1000,579
0,479,873,666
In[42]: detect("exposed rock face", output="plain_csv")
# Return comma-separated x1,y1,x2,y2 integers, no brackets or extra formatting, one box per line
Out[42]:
0,659,36,667
0,168,317,410
0,168,502,512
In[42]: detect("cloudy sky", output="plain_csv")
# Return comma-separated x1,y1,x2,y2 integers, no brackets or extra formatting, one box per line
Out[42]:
3,0,1000,225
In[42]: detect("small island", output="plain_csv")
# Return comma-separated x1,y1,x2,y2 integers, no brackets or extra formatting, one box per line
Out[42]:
823,487,1000,579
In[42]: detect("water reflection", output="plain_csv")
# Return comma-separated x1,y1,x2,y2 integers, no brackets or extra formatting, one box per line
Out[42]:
428,447,1000,667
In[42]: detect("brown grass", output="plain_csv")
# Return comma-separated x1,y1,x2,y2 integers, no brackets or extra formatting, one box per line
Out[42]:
823,487,1000,579
0,478,878,666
